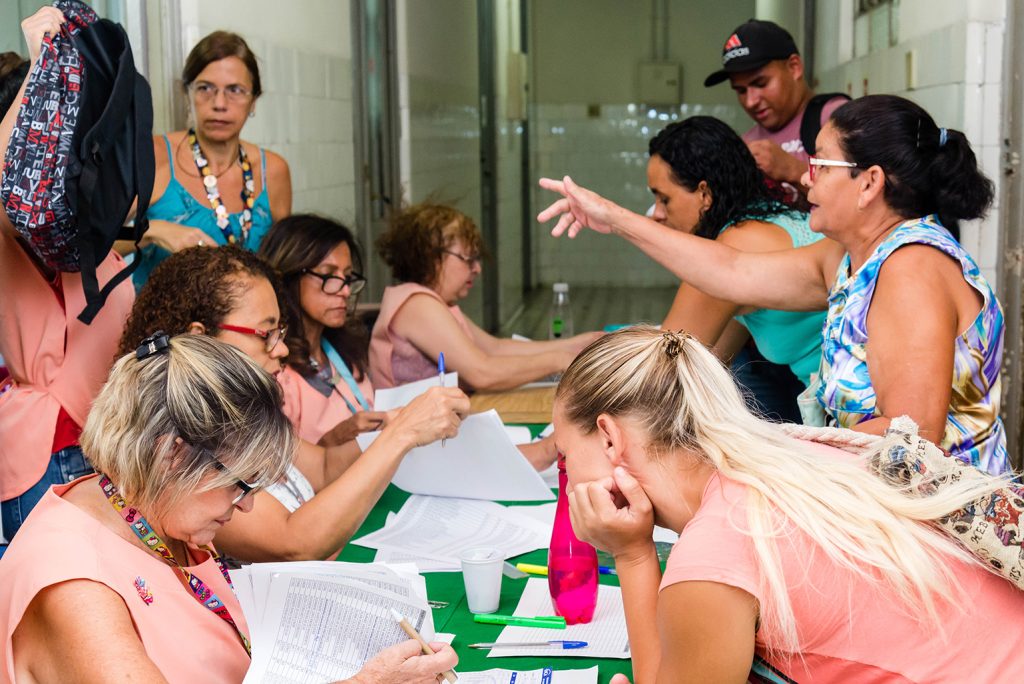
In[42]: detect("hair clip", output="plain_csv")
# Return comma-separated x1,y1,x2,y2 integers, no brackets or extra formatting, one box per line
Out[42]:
136,331,170,360
661,330,690,359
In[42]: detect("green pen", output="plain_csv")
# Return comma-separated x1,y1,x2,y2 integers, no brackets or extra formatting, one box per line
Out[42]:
473,614,567,629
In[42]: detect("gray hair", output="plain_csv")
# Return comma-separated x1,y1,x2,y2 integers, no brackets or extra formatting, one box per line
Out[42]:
81,335,295,514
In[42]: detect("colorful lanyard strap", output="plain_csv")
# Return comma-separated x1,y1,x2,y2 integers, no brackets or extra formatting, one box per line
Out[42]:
187,128,255,246
321,339,372,413
98,474,251,656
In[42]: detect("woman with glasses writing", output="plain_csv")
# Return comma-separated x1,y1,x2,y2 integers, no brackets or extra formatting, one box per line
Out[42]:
128,31,292,289
118,246,470,561
370,202,602,391
259,215,391,447
540,94,1007,474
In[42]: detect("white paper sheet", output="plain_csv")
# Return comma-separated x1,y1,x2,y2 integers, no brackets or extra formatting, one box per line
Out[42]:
458,666,598,683
372,372,459,411
373,547,462,573
487,579,630,660
503,425,533,445
509,502,678,546
352,495,550,564
357,410,555,501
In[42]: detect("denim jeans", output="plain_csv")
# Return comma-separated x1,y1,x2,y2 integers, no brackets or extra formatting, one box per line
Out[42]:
0,445,93,558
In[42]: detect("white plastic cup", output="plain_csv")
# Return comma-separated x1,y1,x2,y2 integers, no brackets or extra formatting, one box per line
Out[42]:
460,546,503,614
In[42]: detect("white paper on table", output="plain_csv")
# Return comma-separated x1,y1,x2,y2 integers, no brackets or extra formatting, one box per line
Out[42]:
653,525,679,544
487,579,630,659
373,547,462,573
503,425,533,445
357,410,555,501
508,501,677,546
373,372,459,411
243,572,432,684
458,666,598,683
352,495,550,565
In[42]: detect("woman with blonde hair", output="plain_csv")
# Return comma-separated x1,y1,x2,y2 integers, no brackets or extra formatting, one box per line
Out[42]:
554,327,1023,683
0,334,456,683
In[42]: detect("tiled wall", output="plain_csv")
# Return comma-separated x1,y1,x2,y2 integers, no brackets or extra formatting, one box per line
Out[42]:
531,102,749,286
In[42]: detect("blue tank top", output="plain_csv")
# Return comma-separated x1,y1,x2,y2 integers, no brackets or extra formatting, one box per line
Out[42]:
723,211,827,386
132,136,274,289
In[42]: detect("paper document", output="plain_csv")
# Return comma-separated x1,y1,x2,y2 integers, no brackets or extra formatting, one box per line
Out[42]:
510,502,678,546
488,579,630,659
357,409,555,501
353,495,550,565
459,666,598,683
236,561,433,683
373,372,459,411
373,547,462,573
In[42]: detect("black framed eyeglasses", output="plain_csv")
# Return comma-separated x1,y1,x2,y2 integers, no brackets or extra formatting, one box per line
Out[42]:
209,456,261,505
443,250,482,267
217,323,288,353
301,269,367,296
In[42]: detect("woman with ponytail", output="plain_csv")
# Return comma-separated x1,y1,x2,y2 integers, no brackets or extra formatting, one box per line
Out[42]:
555,327,1023,684
540,94,1007,474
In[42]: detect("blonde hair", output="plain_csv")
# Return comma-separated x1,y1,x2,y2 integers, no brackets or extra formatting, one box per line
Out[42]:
556,326,1006,654
81,335,295,515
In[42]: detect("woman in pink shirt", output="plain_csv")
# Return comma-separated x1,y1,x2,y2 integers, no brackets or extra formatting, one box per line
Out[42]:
369,202,601,390
553,326,1024,684
0,333,456,683
259,215,390,446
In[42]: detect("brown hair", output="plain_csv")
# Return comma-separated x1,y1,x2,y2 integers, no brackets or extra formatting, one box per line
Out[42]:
118,246,286,357
258,214,369,380
376,202,485,286
182,31,262,98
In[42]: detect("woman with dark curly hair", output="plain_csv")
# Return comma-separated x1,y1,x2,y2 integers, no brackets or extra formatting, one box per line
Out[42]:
259,215,390,446
648,116,827,421
120,245,470,561
369,202,602,391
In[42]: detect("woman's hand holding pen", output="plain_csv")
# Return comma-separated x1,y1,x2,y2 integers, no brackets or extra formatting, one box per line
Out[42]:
383,386,469,450
568,466,656,566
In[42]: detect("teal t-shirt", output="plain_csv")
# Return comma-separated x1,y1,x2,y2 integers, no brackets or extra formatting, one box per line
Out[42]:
723,211,826,386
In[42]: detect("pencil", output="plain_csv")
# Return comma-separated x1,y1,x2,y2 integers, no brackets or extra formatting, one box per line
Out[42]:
390,608,457,683
438,353,447,447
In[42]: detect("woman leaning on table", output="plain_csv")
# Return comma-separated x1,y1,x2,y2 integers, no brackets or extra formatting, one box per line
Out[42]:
119,245,469,562
0,334,456,684
126,30,292,289
555,327,1023,684
540,94,1007,474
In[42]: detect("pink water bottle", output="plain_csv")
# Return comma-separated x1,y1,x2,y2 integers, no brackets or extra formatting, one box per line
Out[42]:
548,454,598,624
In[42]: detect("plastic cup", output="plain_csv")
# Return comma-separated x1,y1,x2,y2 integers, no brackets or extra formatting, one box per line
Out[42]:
460,546,503,614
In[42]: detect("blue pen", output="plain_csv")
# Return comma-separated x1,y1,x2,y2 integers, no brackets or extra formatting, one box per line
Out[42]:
438,353,446,447
467,640,588,650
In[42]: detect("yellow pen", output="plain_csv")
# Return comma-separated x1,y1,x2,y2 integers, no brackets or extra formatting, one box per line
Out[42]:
515,562,548,576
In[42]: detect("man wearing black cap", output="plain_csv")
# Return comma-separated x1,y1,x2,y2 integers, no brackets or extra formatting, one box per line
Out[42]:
705,19,848,206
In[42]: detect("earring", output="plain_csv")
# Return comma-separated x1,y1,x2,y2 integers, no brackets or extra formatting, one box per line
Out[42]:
248,110,255,119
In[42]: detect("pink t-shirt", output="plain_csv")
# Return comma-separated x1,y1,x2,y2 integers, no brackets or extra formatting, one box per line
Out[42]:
743,95,848,204
278,363,375,444
0,476,251,683
661,448,1024,682
368,283,474,389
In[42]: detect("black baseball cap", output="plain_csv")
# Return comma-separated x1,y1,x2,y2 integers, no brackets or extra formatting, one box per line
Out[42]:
703,19,799,87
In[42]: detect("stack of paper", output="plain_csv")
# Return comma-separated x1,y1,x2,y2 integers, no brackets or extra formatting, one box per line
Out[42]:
460,666,598,683
235,561,433,683
487,579,631,660
353,495,551,570
357,410,555,501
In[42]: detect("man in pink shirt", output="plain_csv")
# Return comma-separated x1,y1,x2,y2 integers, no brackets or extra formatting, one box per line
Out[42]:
704,19,848,207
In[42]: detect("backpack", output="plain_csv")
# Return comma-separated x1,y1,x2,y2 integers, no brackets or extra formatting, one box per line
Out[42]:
799,92,851,155
1,0,154,324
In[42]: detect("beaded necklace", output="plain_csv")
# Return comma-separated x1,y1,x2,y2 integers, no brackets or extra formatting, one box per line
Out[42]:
99,474,251,655
187,128,255,245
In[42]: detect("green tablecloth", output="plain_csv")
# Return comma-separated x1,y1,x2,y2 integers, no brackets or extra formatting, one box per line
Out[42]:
337,485,633,683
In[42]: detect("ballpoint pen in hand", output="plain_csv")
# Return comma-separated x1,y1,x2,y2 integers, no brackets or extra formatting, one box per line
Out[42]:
438,352,446,447
468,640,588,650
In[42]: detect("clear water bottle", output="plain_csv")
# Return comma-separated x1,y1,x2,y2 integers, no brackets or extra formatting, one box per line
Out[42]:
549,283,574,340
548,455,598,624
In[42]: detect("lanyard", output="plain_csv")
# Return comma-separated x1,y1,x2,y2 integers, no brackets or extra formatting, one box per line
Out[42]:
321,339,372,413
98,475,251,656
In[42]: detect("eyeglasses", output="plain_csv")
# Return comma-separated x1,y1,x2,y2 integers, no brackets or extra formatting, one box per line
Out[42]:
191,82,253,104
302,269,367,296
217,323,287,352
444,250,482,267
808,156,859,182
209,455,261,505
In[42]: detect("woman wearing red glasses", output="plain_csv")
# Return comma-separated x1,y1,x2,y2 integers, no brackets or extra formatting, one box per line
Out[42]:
539,94,1007,474
118,246,470,561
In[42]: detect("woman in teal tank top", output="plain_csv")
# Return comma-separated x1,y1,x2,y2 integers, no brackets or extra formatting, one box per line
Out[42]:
648,117,826,421
131,31,291,289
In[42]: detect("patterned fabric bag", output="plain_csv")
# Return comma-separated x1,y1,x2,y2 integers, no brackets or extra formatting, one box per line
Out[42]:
780,418,1024,590
0,0,153,323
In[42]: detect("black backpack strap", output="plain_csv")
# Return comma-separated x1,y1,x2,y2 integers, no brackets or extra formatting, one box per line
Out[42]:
799,92,851,156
